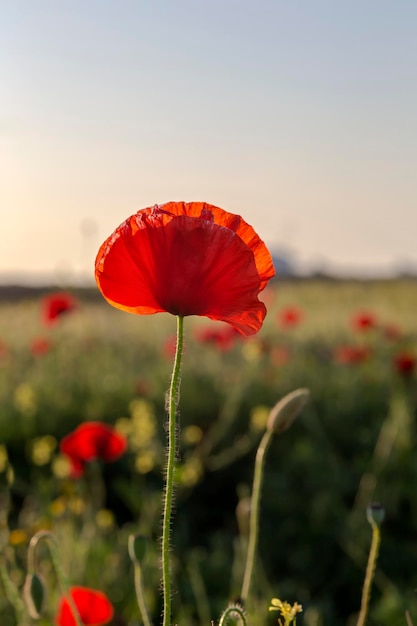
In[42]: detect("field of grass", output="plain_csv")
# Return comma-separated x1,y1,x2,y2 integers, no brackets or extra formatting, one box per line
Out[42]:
1,278,417,626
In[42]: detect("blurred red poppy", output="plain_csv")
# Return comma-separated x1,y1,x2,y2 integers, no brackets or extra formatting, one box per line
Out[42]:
43,292,77,326
195,324,241,351
334,345,371,364
60,422,127,478
163,334,178,359
56,586,113,626
351,311,377,332
30,337,52,356
0,339,9,359
383,323,402,341
394,352,416,376
277,306,303,328
95,202,275,336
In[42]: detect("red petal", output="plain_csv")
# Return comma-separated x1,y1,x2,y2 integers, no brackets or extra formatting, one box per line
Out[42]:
96,202,275,336
56,587,114,626
60,422,127,467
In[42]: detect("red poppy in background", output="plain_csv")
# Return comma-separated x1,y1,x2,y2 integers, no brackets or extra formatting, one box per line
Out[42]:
42,292,77,326
394,352,416,376
195,324,241,351
30,337,52,356
163,334,178,359
383,323,402,341
334,345,371,364
351,311,377,332
95,202,275,336
277,306,303,328
60,422,127,478
0,339,9,359
56,586,113,626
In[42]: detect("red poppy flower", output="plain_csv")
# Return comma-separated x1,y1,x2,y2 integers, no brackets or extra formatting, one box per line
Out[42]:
351,311,377,332
394,352,416,376
42,292,77,326
383,323,402,341
30,337,52,356
195,324,241,351
277,306,303,328
0,339,9,359
95,202,275,336
334,345,371,364
56,586,113,626
60,422,127,478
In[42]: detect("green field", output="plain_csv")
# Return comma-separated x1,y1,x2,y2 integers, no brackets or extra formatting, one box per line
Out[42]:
1,279,417,626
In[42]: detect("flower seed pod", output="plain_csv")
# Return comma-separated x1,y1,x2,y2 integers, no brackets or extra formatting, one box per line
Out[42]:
367,502,385,527
266,388,310,434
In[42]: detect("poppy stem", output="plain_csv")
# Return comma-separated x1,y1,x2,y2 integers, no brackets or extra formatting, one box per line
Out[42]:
241,429,273,606
162,315,184,626
27,530,84,626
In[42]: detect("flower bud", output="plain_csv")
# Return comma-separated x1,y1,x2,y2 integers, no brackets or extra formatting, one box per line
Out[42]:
128,534,148,564
367,502,385,527
23,573,45,619
266,388,310,434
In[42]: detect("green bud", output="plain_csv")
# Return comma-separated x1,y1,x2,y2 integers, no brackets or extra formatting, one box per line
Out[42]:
128,534,148,564
266,388,310,434
367,502,385,527
23,573,45,619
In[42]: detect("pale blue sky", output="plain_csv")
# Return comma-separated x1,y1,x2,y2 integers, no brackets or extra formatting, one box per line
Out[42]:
2,1,417,281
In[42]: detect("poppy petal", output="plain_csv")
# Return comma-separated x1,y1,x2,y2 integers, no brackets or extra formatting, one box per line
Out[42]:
95,202,275,336
56,586,113,626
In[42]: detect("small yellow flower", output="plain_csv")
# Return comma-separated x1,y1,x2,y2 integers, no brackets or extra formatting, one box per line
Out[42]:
269,598,303,626
250,405,270,431
13,384,37,416
182,425,203,445
30,435,57,466
9,529,28,546
135,450,156,474
96,509,115,530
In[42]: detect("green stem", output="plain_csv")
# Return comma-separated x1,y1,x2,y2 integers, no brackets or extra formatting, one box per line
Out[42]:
356,522,381,626
241,429,273,605
219,604,248,626
0,553,26,622
162,315,184,626
133,562,153,626
28,530,84,626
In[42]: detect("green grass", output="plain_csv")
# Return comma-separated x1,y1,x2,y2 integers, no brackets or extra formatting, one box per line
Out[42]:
1,279,417,626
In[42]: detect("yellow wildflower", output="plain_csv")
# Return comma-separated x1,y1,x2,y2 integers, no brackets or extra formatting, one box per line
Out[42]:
269,598,303,626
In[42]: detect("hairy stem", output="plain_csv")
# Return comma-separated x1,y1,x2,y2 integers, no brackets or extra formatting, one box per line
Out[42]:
162,315,184,626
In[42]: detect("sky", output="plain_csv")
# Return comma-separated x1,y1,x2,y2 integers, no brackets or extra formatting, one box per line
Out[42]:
2,1,417,282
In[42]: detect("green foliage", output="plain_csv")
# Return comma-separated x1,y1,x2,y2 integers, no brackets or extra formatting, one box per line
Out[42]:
0,280,417,625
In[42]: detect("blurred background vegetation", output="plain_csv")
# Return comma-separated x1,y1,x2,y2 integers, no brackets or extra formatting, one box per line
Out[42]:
1,278,417,626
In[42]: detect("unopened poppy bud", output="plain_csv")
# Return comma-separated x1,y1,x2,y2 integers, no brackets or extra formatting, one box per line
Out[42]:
266,388,310,434
128,534,148,564
23,572,45,619
367,502,385,527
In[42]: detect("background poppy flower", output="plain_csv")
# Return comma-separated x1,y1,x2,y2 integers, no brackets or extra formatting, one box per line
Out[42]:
351,311,377,332
42,292,77,326
394,352,416,376
56,586,113,626
277,306,304,328
334,345,371,364
95,202,275,336
195,324,241,351
30,337,52,356
60,422,127,478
